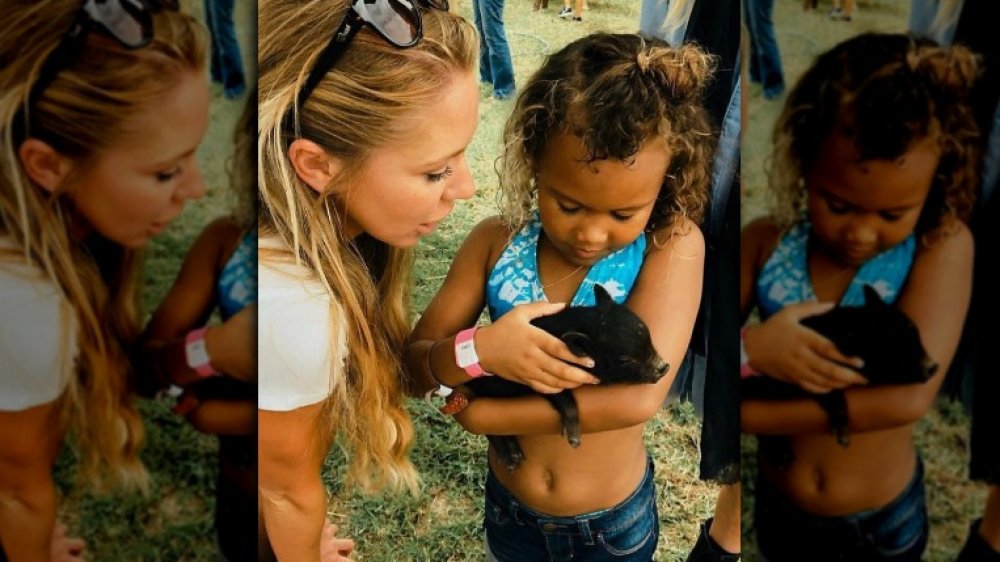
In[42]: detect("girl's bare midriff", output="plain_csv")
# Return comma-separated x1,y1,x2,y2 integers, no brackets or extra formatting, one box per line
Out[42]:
759,424,918,516
490,424,649,516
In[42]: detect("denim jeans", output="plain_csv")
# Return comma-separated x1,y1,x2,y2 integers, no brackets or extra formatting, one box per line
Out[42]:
204,0,246,99
471,0,515,99
484,459,659,561
744,0,784,99
755,458,929,562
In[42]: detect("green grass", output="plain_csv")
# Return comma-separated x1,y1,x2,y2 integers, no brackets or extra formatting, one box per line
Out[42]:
740,2,988,560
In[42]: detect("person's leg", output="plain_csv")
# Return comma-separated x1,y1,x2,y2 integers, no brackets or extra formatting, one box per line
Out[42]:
686,484,740,562
743,1,762,86
745,0,784,99
559,0,573,18
959,485,1000,561
476,0,515,99
471,0,492,85
985,486,1000,551
203,0,222,84
572,0,584,19
207,0,246,98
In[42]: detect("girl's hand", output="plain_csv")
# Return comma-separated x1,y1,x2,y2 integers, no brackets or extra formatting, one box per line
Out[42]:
321,521,356,562
205,304,256,383
51,521,85,562
476,302,599,394
746,302,867,394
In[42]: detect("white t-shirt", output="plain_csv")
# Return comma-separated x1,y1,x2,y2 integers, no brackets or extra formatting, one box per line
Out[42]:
258,238,347,411
0,241,77,411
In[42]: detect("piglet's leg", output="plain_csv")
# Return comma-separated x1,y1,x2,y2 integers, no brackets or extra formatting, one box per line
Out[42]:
545,391,582,448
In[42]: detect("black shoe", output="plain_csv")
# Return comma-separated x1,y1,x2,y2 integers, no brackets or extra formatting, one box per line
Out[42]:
957,519,1000,562
572,16,582,21
686,518,740,562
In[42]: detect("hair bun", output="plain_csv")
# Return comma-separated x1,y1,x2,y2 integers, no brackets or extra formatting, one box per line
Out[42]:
640,43,715,101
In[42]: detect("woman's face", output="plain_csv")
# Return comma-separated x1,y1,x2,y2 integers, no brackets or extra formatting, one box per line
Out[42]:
66,71,211,247
340,72,479,248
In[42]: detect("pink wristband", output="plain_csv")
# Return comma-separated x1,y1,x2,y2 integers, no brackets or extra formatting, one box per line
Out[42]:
454,327,490,378
185,327,218,378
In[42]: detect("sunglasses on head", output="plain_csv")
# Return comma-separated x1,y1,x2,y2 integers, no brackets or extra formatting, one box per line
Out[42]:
295,0,449,114
29,0,176,107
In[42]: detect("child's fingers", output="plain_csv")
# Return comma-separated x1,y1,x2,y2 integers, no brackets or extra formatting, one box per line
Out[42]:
540,336,597,373
516,301,568,320
536,352,599,387
523,374,568,395
805,335,867,382
803,349,866,388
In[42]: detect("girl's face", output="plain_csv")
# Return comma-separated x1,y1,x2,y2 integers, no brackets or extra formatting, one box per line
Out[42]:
341,73,479,248
806,132,939,266
536,133,670,266
67,71,210,247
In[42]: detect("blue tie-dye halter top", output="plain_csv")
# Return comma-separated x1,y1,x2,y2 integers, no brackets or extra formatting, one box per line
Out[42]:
218,227,258,320
485,211,646,321
756,220,916,320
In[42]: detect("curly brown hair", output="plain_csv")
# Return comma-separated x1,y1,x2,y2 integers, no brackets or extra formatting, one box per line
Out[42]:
498,33,715,240
769,33,980,240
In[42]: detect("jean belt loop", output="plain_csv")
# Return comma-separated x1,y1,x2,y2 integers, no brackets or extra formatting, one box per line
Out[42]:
578,519,595,546
509,498,523,525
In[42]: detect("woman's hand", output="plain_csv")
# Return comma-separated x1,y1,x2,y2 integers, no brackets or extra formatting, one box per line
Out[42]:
205,304,256,383
321,521,355,562
475,302,599,394
745,301,867,394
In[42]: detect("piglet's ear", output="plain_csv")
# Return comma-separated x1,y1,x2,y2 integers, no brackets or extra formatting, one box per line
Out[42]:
593,284,613,308
862,285,886,307
561,332,592,358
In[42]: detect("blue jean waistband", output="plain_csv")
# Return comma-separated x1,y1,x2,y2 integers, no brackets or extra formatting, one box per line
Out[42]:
485,457,655,535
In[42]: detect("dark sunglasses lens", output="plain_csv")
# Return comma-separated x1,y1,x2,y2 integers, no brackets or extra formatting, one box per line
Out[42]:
84,0,153,48
361,0,421,46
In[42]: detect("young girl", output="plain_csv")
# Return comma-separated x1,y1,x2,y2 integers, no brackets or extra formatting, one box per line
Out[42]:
0,1,209,559
405,33,714,561
139,95,256,561
256,1,552,559
739,33,979,561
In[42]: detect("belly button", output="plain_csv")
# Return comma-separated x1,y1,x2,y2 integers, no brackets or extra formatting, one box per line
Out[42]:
543,470,554,491
813,471,825,492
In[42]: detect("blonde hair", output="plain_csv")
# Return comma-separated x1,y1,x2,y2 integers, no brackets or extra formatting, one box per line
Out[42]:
258,0,477,493
500,34,714,238
227,93,256,229
0,1,207,490
769,33,979,239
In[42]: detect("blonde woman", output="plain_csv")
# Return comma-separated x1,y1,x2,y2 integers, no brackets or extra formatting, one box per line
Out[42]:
0,1,210,560
256,1,479,559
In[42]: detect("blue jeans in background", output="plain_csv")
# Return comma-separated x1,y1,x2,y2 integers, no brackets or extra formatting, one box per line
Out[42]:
472,0,515,99
204,0,246,99
744,0,784,99
484,458,659,561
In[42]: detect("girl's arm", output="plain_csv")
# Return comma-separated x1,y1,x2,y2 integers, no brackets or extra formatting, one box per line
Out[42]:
258,404,331,562
455,219,705,436
0,403,62,561
138,218,253,390
404,217,597,397
743,220,974,435
183,399,256,436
